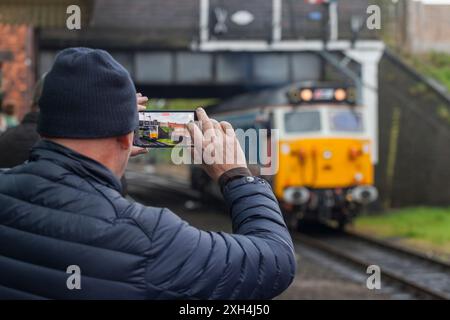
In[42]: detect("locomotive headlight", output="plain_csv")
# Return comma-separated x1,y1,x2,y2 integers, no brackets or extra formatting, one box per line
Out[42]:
323,150,333,159
354,173,363,182
300,89,313,102
283,187,310,205
351,186,378,204
334,88,347,101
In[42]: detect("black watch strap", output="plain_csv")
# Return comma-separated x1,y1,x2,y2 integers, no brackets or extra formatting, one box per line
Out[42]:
218,167,252,192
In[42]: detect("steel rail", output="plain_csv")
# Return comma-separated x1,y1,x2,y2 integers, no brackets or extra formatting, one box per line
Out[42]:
345,229,450,269
293,233,450,300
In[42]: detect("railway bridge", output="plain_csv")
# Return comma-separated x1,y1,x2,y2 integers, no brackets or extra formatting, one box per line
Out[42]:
1,0,449,207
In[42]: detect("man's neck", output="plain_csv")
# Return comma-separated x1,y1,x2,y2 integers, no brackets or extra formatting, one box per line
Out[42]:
46,138,122,178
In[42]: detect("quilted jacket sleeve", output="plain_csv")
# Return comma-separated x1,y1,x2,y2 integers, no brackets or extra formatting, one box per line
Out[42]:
142,177,296,299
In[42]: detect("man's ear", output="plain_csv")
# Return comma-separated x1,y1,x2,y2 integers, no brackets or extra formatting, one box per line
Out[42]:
116,132,133,150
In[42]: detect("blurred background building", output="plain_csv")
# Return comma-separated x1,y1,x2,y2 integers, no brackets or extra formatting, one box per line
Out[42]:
0,0,449,208
398,0,450,53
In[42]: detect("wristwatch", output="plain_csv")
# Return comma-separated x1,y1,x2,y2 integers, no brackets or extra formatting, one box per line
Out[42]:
218,167,253,192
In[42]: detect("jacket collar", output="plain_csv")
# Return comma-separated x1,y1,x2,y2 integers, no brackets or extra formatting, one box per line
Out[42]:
29,140,123,193
22,111,39,124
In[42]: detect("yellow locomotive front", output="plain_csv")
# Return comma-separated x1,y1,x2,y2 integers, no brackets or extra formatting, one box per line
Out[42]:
196,83,378,228
273,88,377,227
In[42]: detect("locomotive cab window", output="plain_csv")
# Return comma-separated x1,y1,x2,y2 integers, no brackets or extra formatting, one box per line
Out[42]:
328,110,364,133
284,110,321,133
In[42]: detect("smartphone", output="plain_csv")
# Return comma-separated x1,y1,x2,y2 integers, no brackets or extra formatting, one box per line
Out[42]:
133,110,197,148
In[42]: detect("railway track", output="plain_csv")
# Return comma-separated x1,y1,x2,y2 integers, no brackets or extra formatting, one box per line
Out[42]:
293,229,450,300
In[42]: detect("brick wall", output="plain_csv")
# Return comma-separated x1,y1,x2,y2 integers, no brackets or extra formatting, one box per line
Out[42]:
0,24,35,120
407,2,450,53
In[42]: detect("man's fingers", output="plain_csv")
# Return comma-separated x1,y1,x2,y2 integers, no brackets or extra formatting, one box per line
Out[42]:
220,121,235,136
187,121,204,162
211,119,224,137
196,107,215,137
137,96,148,104
130,146,148,157
187,121,203,142
136,93,148,111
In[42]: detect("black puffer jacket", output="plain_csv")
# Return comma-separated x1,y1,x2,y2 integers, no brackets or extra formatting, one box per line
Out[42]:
0,140,296,299
0,112,40,168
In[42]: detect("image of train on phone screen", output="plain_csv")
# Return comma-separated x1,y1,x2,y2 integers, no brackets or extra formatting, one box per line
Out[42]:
191,82,378,229
134,111,196,148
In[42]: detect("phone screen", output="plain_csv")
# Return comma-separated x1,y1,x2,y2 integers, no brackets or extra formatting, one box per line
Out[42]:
133,111,196,148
